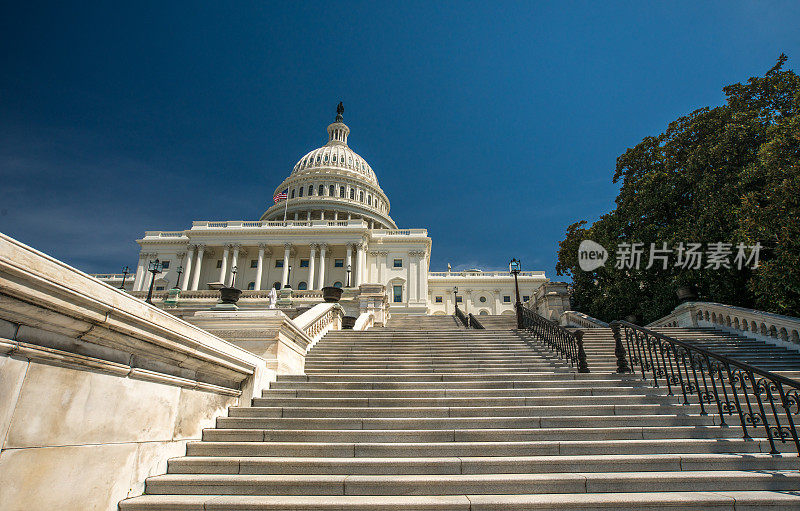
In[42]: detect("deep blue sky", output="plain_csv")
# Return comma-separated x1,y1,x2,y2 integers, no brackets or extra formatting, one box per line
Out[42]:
1,2,798,278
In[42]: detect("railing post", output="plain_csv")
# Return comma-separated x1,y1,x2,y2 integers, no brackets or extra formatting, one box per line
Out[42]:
611,322,631,373
575,330,590,373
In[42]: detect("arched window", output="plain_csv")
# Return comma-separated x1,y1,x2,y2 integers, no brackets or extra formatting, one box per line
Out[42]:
340,187,346,198
367,195,372,205
359,191,364,202
298,281,308,290
329,185,335,196
298,187,304,197
247,282,255,290
291,189,296,198
333,281,343,288
308,185,313,196
273,282,281,289
316,155,320,163
319,185,324,196
349,188,355,200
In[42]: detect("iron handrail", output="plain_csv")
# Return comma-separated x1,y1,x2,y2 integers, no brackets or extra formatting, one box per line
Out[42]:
610,320,800,455
454,307,469,327
518,305,589,372
468,313,485,329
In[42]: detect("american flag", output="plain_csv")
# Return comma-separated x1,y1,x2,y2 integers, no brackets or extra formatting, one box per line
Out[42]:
273,189,288,203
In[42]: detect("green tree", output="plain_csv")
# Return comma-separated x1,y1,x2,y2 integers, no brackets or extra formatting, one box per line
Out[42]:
556,55,800,323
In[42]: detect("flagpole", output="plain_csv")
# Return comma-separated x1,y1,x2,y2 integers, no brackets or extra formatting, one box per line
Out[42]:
283,191,289,223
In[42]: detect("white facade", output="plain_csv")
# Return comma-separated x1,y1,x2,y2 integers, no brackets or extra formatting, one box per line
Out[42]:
111,106,548,315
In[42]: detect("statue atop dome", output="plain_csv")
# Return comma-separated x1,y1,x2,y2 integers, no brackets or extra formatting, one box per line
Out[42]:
335,102,344,122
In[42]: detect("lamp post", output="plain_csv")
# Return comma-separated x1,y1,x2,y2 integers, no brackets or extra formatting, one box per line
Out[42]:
119,266,130,290
346,264,352,288
509,258,523,329
230,265,237,288
145,259,163,304
453,286,459,313
173,265,183,290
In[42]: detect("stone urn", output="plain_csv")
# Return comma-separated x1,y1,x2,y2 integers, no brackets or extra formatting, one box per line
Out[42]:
322,286,343,303
676,285,697,302
218,286,242,304
342,315,357,329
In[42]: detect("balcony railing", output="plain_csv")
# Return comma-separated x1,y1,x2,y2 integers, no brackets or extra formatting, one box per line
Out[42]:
611,320,800,455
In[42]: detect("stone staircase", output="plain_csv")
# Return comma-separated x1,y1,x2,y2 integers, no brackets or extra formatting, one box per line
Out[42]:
386,314,464,329
120,323,800,510
474,314,517,329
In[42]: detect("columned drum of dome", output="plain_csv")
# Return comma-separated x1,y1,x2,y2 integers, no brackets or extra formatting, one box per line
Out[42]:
260,106,397,229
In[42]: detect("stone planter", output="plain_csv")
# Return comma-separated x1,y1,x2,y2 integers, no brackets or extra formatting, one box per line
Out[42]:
219,287,242,304
342,316,357,329
322,286,343,303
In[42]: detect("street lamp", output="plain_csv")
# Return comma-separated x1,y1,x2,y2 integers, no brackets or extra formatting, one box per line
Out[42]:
230,265,238,288
283,265,292,289
509,258,523,328
173,265,183,290
453,286,459,312
145,259,163,304
346,264,352,288
119,265,130,290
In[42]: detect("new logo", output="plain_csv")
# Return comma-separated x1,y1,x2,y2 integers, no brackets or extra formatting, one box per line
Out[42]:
578,240,608,271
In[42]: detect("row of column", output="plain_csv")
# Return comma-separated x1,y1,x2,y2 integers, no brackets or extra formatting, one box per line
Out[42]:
135,241,368,292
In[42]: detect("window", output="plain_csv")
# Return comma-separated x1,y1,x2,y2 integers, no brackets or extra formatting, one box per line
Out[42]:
333,281,343,288
393,259,403,268
291,189,296,198
332,155,336,163
308,185,313,196
393,285,403,303
340,187,346,198
250,259,258,268
155,286,165,291
319,185,324,196
273,282,281,289
334,259,344,267
247,282,255,290
503,295,511,303
523,295,530,302
161,260,170,269
359,191,364,202
275,260,284,268
323,155,328,162
316,155,320,163
216,260,222,268
456,296,462,303
349,188,355,200
298,281,307,290
300,259,309,268
330,185,335,196
367,195,372,205
299,187,304,197
479,296,487,303
435,296,443,303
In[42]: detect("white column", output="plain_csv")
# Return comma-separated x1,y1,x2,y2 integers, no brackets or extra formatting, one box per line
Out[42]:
355,243,365,287
254,244,266,291
281,243,291,288
317,243,327,289
133,256,147,291
228,244,240,286
180,247,194,291
191,245,205,290
408,252,417,302
377,251,385,284
308,244,317,290
345,243,353,287
417,252,427,302
218,245,230,283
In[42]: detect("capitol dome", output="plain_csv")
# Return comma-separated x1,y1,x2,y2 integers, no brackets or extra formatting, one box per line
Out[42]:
260,104,397,229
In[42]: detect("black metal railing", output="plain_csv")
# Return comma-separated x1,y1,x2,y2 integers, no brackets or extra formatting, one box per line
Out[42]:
518,306,589,372
468,313,485,329
455,307,469,327
610,320,800,455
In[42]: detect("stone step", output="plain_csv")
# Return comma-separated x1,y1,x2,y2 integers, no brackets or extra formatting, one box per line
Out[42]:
119,490,800,510
142,470,800,496
260,386,671,398
250,395,678,407
201,425,744,443
185,438,773,457
167,452,799,475
268,379,655,390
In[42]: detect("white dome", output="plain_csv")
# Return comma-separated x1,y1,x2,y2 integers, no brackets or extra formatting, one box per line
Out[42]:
291,135,378,186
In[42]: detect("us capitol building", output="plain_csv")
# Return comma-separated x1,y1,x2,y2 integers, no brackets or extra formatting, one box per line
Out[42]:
96,104,552,319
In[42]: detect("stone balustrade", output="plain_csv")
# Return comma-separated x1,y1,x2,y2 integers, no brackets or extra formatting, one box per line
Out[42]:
649,301,800,351
0,232,272,510
353,311,375,330
560,310,609,328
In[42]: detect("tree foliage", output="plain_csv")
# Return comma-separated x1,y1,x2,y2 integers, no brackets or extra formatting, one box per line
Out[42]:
556,55,800,323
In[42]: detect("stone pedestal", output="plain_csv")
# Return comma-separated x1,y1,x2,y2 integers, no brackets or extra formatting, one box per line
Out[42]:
164,288,180,306
277,288,293,307
359,283,388,326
